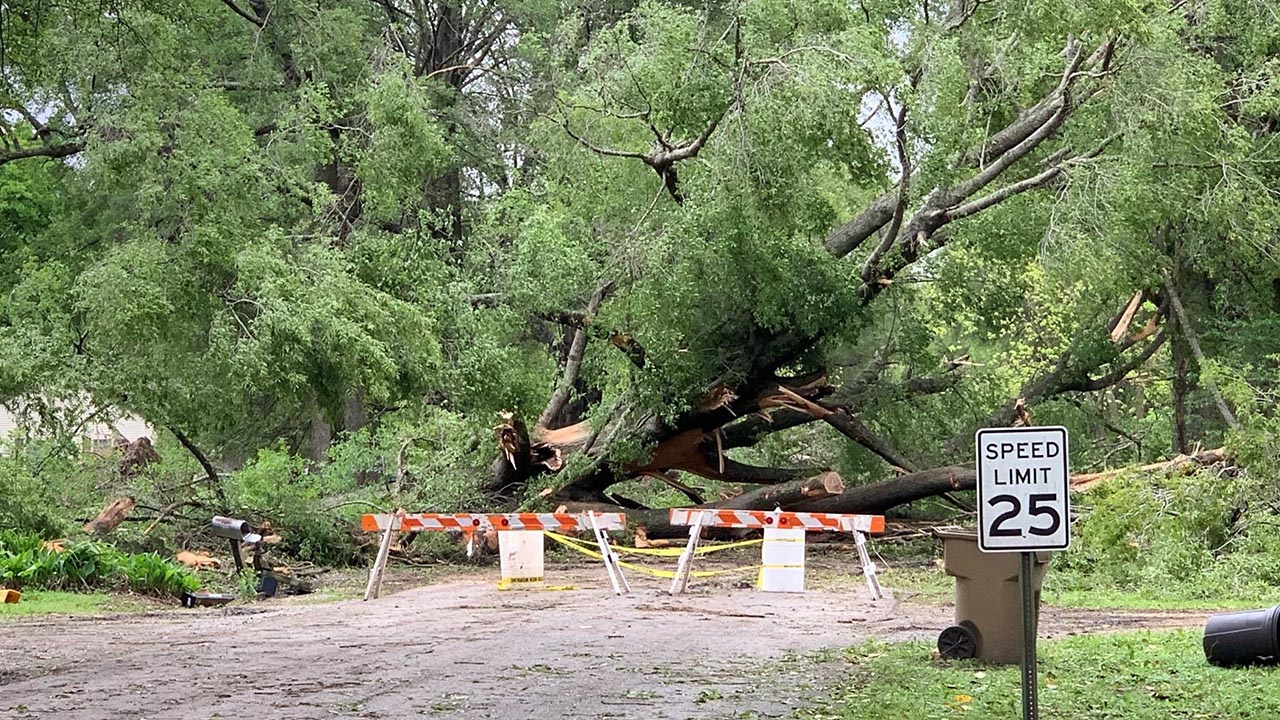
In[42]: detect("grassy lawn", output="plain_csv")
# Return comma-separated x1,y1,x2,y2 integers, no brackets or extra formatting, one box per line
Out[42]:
800,630,1280,720
871,560,1279,611
0,590,160,619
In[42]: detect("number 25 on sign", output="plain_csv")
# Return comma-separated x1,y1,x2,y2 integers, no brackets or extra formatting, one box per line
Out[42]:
975,427,1071,552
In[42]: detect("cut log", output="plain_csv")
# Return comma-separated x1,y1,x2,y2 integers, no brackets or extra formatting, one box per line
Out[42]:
634,526,683,547
83,496,137,535
720,471,845,510
1070,447,1227,491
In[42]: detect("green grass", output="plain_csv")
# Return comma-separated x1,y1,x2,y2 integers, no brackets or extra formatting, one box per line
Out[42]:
878,561,1279,611
800,630,1280,720
877,565,954,603
1044,586,1274,611
0,590,159,619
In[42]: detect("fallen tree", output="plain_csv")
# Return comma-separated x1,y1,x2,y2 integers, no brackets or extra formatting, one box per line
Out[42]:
479,32,1163,521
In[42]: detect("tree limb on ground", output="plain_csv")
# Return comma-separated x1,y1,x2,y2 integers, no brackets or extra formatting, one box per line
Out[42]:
1070,447,1227,491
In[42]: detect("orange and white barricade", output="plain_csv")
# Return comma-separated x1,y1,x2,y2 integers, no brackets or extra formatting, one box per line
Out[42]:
666,509,886,598
360,512,628,599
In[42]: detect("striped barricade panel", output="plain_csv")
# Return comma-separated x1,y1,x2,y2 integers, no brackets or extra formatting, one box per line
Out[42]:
488,513,626,532
361,512,627,533
361,513,490,533
667,509,885,535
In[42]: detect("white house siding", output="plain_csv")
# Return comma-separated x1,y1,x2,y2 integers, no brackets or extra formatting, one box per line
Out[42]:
0,406,17,440
0,403,154,446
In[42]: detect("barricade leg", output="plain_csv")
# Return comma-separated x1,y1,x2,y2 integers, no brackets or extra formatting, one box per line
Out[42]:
589,511,630,595
855,530,884,600
669,511,706,595
363,513,402,601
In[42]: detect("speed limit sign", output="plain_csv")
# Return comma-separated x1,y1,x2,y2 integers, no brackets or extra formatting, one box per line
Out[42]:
975,426,1070,552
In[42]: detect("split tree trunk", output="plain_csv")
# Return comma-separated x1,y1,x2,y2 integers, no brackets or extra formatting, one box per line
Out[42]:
84,497,136,535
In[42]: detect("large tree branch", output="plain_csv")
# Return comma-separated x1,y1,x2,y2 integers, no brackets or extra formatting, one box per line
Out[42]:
823,192,897,258
860,98,911,284
946,132,1120,221
0,141,84,167
221,0,265,26
558,100,731,203
1162,267,1240,429
762,386,916,471
716,458,815,485
823,38,1114,260
720,408,820,449
1082,323,1169,391
538,283,609,429
535,306,647,369
796,465,976,514
949,311,1168,456
168,427,229,512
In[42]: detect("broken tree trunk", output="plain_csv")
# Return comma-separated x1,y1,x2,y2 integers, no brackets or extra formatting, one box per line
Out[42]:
724,471,846,509
84,496,137,535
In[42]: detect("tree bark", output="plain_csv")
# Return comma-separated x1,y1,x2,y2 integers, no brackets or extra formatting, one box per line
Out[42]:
307,404,333,465
83,497,137,535
720,471,845,509
1161,269,1239,430
1171,314,1191,454
1071,447,1227,491
795,466,976,514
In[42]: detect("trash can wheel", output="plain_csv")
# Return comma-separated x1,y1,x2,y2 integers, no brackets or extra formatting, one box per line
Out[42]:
938,624,978,660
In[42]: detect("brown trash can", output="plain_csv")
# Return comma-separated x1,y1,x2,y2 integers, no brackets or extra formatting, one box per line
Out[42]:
934,528,1052,664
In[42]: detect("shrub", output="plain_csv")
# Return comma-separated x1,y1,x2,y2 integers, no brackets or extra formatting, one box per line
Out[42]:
114,552,199,596
1056,460,1280,601
227,448,358,566
0,530,197,597
0,454,67,537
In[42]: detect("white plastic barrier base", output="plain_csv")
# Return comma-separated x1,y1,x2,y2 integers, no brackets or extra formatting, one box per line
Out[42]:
498,530,545,588
760,527,806,593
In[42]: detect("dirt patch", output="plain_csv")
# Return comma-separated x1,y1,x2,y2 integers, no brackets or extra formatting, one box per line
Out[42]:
0,559,1209,720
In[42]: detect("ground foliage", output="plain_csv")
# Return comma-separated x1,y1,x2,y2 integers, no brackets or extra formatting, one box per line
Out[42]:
0,529,198,597
802,631,1280,720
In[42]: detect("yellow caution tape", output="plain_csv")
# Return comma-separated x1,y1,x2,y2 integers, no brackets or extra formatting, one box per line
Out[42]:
497,581,577,591
542,531,759,579
500,576,544,584
542,531,762,557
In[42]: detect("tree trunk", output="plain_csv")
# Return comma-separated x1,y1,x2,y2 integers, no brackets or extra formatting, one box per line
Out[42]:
307,404,333,465
1171,312,1192,455
794,466,976,514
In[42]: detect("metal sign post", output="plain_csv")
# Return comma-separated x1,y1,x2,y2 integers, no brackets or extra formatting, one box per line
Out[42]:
1019,551,1038,720
975,426,1070,720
